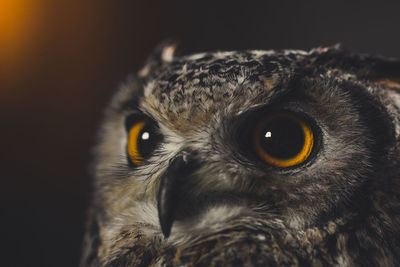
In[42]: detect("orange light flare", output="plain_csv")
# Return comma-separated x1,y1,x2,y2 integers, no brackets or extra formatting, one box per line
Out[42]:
0,0,42,83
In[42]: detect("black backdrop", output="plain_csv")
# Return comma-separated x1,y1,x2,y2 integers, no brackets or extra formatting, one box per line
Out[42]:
1,1,399,266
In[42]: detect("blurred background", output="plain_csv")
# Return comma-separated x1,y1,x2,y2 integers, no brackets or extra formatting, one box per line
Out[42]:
1,0,399,266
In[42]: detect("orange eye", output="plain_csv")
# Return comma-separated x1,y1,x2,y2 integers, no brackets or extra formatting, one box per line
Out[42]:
253,112,314,167
127,119,162,166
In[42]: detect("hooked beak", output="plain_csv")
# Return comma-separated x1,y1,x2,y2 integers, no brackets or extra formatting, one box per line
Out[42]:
157,153,197,238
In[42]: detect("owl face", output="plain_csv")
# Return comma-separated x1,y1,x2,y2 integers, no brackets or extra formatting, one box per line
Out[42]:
86,45,400,265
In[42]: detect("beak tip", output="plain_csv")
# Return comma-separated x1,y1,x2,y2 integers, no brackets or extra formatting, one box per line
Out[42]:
161,223,171,238
159,210,173,238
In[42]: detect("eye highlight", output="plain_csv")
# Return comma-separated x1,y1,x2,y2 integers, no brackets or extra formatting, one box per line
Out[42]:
253,112,314,168
126,116,162,166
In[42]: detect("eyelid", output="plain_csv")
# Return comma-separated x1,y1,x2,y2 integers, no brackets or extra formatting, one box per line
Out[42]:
236,108,320,170
124,112,146,131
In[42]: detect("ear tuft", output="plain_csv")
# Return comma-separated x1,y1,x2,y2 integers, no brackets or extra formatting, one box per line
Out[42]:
309,43,343,55
138,39,179,77
148,39,179,63
377,79,400,90
364,56,400,90
161,42,178,62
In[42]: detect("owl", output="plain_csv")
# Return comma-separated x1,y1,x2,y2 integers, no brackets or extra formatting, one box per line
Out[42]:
81,43,400,266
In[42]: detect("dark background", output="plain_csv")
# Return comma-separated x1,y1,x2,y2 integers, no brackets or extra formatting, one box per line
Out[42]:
1,1,399,266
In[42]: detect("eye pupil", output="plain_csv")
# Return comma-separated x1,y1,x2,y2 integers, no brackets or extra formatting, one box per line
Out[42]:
259,117,305,159
137,125,159,159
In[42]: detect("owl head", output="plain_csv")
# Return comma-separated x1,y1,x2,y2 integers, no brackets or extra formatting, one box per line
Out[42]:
82,43,400,266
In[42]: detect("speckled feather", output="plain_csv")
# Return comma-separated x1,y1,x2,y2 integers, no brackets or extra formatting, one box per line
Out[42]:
81,44,400,266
